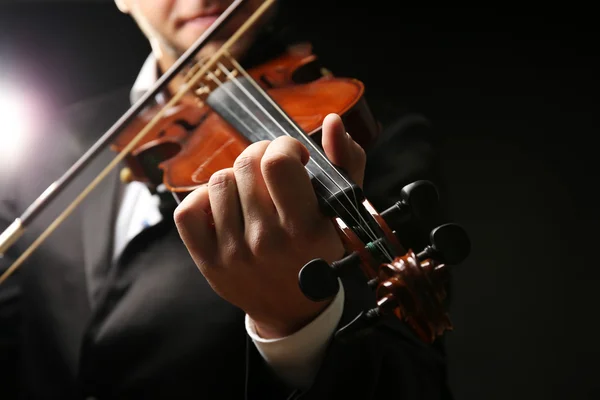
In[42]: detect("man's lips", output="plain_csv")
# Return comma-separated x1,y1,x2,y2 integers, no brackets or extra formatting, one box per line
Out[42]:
180,15,220,31
177,8,225,29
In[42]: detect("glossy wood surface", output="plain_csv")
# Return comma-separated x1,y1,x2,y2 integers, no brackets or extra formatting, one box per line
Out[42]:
111,45,380,193
376,250,452,343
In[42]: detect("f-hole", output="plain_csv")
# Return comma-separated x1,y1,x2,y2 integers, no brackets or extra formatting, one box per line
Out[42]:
136,142,182,186
291,59,323,83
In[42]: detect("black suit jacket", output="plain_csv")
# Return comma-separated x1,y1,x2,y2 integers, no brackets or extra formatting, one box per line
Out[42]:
0,83,451,399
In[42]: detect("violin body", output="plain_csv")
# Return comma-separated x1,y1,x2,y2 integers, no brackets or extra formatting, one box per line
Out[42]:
112,44,380,196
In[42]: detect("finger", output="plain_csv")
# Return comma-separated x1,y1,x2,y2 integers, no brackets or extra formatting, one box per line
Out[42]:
232,141,277,229
207,168,245,248
173,185,218,266
260,136,318,228
321,113,366,187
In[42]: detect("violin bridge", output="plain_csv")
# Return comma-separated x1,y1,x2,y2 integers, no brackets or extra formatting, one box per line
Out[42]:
187,51,242,105
194,85,210,101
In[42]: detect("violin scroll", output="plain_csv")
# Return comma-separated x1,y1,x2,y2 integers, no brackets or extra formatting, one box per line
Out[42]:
334,222,470,343
298,179,445,302
298,180,471,343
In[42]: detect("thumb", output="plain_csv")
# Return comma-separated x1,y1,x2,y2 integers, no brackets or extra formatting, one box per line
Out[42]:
321,113,367,187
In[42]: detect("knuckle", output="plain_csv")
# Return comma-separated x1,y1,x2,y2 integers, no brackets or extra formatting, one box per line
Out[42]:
208,169,233,189
173,202,192,226
172,188,206,227
233,154,256,173
272,135,297,146
222,240,250,264
233,140,269,173
261,151,295,174
247,225,278,256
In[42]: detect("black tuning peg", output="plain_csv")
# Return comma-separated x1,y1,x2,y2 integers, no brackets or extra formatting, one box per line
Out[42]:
418,223,471,265
298,252,361,301
380,180,439,225
331,224,471,342
334,307,383,341
367,222,471,289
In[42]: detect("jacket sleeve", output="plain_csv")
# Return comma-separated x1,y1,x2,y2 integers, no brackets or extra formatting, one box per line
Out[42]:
244,113,454,399
245,271,453,400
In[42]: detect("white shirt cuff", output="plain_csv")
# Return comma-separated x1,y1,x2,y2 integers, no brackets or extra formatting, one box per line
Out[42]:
245,279,345,390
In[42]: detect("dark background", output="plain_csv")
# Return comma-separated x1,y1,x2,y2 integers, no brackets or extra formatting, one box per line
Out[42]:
1,1,598,399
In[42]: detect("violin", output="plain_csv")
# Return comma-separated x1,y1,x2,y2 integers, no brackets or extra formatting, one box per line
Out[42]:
0,0,470,343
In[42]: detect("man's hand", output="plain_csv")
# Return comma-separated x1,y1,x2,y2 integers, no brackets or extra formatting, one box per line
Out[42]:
174,113,366,338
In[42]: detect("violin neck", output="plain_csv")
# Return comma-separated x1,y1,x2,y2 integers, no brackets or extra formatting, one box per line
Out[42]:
207,75,361,215
206,74,398,266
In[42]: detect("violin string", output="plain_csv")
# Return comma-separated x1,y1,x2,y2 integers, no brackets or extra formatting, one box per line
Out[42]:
213,60,394,263
206,60,393,263
205,67,369,240
204,70,346,235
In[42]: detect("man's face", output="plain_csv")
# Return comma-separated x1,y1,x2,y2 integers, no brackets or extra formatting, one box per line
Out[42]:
116,0,269,59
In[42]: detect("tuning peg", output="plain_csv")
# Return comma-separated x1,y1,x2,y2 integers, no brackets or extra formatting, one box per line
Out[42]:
331,224,470,343
334,306,382,341
367,222,471,290
367,277,379,289
380,180,439,225
298,252,361,301
417,223,471,265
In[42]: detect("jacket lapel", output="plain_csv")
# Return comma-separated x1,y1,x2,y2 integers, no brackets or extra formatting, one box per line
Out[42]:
81,149,121,310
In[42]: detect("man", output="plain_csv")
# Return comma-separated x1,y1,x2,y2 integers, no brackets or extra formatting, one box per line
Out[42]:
0,0,451,398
